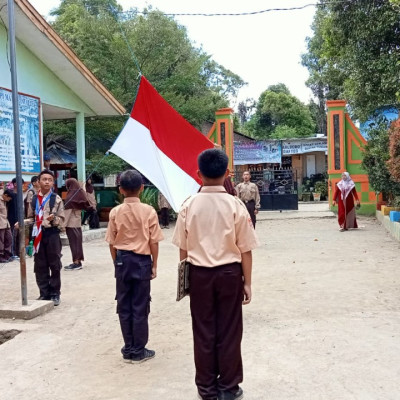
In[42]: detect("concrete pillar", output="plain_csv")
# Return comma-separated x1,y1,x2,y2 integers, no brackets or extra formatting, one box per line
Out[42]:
76,112,86,181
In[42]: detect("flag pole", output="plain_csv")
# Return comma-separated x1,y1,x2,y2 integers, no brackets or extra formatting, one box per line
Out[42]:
8,0,27,306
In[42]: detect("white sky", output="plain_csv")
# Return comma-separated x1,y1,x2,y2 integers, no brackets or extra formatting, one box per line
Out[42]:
29,0,316,107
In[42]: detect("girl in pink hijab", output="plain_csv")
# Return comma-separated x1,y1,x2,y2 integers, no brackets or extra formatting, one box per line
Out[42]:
332,172,360,231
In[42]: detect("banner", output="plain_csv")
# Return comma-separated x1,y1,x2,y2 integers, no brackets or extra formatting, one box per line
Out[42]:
0,88,41,173
282,139,327,155
233,141,281,165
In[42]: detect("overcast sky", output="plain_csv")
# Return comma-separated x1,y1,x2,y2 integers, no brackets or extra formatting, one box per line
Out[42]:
29,0,316,107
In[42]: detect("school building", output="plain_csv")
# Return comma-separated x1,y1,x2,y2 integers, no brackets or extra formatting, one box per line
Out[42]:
0,0,125,184
203,108,328,209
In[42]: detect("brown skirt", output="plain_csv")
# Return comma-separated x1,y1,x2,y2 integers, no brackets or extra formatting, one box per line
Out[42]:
66,227,84,262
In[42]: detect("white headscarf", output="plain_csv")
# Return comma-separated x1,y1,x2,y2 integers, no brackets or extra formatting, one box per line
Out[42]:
337,172,355,200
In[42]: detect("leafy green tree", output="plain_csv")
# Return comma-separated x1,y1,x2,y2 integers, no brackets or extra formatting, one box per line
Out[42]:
50,1,245,127
387,121,400,183
47,0,246,175
308,99,326,135
247,85,315,139
302,0,400,121
237,98,255,125
361,118,400,200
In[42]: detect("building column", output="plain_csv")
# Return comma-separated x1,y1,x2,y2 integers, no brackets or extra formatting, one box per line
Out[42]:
76,112,86,182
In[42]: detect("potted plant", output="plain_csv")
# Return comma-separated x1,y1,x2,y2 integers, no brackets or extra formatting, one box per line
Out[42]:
314,180,328,201
301,178,315,201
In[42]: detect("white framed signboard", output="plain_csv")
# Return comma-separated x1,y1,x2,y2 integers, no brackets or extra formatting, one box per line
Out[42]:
0,87,42,174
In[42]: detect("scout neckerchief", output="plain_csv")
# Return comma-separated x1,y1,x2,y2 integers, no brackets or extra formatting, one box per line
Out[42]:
32,190,53,254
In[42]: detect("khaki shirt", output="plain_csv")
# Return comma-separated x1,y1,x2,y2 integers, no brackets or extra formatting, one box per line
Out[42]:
86,191,97,209
158,192,170,209
64,209,82,228
172,186,259,267
26,191,65,229
235,181,261,209
106,197,164,255
0,198,10,229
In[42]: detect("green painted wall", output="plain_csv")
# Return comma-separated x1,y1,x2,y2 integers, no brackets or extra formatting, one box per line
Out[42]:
0,27,93,114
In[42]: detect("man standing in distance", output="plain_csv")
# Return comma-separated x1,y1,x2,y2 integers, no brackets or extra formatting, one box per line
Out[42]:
235,171,260,228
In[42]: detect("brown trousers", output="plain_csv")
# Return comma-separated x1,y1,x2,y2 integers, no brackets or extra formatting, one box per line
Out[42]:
189,262,243,399
66,227,84,262
160,207,169,227
0,228,12,262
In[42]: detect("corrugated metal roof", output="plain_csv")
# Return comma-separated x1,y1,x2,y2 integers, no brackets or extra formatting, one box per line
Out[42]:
44,148,76,165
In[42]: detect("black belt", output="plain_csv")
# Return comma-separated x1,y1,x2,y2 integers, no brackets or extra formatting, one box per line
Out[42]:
41,226,60,233
244,199,255,204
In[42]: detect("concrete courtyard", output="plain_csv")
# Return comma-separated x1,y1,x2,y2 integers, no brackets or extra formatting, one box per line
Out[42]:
0,204,399,400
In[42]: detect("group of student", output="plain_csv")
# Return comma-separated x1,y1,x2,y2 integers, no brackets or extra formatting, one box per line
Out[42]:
106,149,259,400
0,176,38,262
0,170,99,305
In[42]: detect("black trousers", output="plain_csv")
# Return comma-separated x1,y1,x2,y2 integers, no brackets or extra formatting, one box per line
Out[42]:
160,207,169,227
189,263,243,399
245,200,256,228
34,228,62,297
115,250,152,357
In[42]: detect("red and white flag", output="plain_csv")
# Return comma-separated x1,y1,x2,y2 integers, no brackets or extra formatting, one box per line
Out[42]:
110,76,214,211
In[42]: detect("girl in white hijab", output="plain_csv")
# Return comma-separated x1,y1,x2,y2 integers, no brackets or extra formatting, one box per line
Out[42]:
332,172,360,231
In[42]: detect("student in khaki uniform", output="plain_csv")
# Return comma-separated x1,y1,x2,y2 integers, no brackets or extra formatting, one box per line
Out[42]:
106,170,164,364
172,149,259,400
0,190,12,263
235,171,261,228
63,178,91,271
25,170,65,306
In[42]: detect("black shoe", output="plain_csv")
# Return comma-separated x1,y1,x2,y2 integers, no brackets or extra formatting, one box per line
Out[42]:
218,387,243,400
130,348,155,364
51,295,60,306
198,394,218,400
37,295,50,300
64,263,82,271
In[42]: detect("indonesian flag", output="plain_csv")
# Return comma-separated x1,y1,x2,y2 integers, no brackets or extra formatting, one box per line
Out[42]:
110,76,214,211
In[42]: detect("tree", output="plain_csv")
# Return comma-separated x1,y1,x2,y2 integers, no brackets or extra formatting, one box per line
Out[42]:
48,0,246,175
50,1,245,127
237,98,255,125
361,118,400,200
302,0,400,121
387,120,400,183
246,85,315,139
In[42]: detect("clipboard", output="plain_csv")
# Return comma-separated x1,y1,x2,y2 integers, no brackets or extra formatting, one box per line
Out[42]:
176,259,190,301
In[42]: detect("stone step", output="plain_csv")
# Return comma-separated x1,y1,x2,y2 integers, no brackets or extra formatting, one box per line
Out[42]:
60,227,107,246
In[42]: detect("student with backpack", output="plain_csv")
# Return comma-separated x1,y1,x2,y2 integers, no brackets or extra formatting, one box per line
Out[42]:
25,170,65,306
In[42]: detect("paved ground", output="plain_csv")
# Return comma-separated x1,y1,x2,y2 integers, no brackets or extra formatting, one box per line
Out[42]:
0,204,399,400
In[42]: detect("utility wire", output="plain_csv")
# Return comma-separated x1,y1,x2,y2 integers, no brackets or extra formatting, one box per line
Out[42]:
115,1,348,18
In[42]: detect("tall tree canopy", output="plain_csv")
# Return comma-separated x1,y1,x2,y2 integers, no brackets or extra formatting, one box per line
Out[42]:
245,84,315,139
47,0,246,175
302,0,400,121
50,0,245,127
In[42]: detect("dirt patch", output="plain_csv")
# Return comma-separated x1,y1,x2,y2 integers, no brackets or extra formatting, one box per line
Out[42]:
0,329,21,345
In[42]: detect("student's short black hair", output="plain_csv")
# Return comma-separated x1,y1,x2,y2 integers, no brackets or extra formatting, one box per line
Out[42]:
198,149,228,179
31,176,39,184
119,170,142,192
39,169,54,179
11,177,24,184
3,189,14,197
